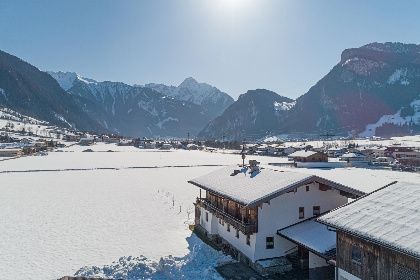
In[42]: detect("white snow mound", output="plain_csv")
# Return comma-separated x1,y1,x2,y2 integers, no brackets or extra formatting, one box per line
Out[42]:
75,233,233,280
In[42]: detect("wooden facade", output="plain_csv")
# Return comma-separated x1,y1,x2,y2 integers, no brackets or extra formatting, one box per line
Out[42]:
291,152,328,162
196,191,258,235
337,231,420,280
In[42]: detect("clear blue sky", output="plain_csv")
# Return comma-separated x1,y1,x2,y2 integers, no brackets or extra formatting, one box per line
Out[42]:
1,0,420,100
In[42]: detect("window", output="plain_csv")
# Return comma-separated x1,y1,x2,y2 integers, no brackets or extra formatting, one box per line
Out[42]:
319,184,331,191
236,229,239,238
306,185,309,192
266,237,274,249
205,212,208,222
352,247,361,263
246,234,250,246
227,224,230,232
313,206,320,216
299,207,304,219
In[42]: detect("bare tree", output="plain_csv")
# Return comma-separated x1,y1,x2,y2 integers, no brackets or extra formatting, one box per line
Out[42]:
186,206,194,220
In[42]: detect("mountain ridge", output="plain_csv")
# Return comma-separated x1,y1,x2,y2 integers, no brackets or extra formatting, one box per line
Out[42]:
198,89,294,140
48,71,218,138
0,50,107,133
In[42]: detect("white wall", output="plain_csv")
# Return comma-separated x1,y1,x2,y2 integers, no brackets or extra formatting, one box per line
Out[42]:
337,268,361,280
215,217,257,261
199,183,348,263
254,182,348,261
199,207,256,260
200,208,218,235
309,252,327,268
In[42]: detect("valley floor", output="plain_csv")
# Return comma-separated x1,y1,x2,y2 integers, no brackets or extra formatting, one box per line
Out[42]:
1,142,419,280
0,144,285,280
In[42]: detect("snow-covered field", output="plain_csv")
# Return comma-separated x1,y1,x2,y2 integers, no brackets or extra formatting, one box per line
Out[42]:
0,144,286,280
1,142,419,280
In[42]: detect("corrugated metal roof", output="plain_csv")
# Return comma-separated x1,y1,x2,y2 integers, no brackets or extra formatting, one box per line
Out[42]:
317,182,420,259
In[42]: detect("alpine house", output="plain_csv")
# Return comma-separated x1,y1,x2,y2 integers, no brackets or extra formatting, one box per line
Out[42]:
188,160,395,276
317,181,420,280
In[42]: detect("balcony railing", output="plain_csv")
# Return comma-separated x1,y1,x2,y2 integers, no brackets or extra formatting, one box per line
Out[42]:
196,198,257,234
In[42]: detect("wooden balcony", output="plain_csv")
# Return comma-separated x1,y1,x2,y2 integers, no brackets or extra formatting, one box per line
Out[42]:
196,198,258,235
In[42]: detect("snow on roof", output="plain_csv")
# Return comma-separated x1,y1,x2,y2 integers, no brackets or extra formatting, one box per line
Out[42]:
188,165,365,209
0,148,21,152
317,182,420,259
288,150,319,158
266,165,398,194
341,152,367,158
277,218,336,258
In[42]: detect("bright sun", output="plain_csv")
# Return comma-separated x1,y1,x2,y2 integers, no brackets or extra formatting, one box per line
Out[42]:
217,0,254,15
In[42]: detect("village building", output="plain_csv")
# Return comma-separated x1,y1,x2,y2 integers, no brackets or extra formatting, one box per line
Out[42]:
327,148,347,158
384,146,414,158
340,152,369,162
256,144,275,155
317,181,420,280
118,139,133,146
160,143,173,150
66,133,80,142
373,147,387,158
107,136,121,144
288,150,328,162
274,145,295,156
339,152,371,167
188,161,390,276
0,148,22,157
79,137,95,146
393,150,420,160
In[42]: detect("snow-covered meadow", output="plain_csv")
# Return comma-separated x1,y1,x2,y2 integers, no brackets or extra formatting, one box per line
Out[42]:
1,141,419,280
0,144,286,280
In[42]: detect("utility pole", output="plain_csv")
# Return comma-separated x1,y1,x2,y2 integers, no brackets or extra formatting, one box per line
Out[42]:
241,142,246,167
222,133,226,152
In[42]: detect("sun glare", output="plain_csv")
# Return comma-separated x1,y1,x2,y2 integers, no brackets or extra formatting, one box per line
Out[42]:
213,0,255,20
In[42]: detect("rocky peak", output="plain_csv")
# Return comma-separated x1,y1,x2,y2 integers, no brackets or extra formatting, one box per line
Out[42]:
179,77,198,87
361,42,420,54
48,71,97,91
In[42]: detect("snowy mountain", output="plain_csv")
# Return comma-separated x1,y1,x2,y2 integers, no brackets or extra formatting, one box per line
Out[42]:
49,72,211,138
198,89,294,140
145,77,234,120
281,42,420,137
0,50,107,133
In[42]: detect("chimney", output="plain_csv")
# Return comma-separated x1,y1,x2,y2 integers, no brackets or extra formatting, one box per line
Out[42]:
249,159,260,173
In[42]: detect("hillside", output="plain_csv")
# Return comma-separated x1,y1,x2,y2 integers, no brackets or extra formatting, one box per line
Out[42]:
0,51,107,133
49,72,211,138
282,42,420,137
145,77,234,120
198,89,294,140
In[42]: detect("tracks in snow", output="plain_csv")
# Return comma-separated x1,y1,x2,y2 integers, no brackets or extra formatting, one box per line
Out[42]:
0,164,227,174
